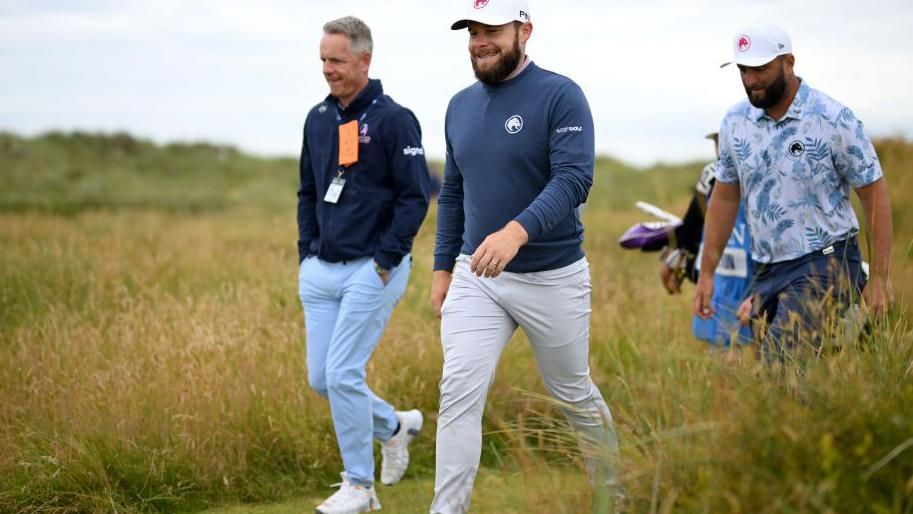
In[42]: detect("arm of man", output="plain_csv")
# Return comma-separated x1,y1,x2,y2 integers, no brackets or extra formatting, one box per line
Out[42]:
831,106,893,317
431,115,466,318
373,109,431,276
470,82,593,278
855,178,894,316
693,181,741,319
297,120,320,264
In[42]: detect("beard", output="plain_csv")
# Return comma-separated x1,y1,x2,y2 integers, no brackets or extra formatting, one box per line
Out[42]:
471,31,522,85
744,68,787,109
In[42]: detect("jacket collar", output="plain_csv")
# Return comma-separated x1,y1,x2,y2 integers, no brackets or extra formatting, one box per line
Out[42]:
329,78,383,114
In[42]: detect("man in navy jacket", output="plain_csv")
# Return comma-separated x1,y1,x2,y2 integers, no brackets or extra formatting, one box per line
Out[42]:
298,16,430,514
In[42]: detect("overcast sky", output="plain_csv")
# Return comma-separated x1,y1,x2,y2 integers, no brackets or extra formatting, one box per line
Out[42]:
2,0,912,166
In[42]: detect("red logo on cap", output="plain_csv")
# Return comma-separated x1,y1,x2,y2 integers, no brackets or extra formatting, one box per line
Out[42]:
474,0,489,8
737,35,751,52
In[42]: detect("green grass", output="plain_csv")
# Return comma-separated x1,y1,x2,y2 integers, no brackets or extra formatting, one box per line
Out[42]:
1,132,912,513
200,469,593,514
0,131,298,215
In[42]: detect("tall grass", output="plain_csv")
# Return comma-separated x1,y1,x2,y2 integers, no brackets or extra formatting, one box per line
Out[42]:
0,133,911,513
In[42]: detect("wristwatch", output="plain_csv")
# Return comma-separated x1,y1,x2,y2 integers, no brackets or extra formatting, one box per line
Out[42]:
373,261,390,283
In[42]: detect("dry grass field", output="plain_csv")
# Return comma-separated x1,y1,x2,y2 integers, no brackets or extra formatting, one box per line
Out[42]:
1,133,911,513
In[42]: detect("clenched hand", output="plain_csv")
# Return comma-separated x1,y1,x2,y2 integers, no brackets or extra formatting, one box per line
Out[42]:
470,221,529,279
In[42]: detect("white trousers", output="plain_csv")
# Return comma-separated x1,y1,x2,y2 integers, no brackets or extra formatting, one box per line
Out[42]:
430,256,620,514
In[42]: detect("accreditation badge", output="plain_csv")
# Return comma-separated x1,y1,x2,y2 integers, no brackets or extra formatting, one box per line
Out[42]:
324,175,346,204
325,119,359,204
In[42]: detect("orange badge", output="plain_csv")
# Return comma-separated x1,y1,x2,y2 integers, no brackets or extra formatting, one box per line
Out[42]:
338,120,359,167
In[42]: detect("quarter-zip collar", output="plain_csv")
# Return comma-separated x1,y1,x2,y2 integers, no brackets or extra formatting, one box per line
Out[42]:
328,79,384,117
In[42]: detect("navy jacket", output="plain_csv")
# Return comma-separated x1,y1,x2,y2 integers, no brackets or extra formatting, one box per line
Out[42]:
298,79,430,269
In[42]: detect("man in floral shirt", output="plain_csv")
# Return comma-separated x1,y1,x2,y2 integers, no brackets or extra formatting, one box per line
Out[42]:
694,22,894,357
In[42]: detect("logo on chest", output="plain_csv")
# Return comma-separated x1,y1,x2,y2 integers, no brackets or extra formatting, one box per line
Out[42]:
359,123,371,144
504,115,524,134
787,140,805,159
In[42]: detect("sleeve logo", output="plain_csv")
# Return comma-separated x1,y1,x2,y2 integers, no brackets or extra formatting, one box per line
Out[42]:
403,146,425,156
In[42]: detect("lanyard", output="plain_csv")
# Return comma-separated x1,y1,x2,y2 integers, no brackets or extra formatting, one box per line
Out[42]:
335,97,379,123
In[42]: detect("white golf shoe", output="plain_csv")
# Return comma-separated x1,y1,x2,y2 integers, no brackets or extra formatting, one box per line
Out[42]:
380,409,423,486
315,473,381,514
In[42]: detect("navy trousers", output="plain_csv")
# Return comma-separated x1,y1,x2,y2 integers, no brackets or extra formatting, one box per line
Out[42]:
751,237,867,359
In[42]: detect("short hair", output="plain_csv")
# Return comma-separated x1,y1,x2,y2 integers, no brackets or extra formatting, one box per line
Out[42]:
323,16,373,54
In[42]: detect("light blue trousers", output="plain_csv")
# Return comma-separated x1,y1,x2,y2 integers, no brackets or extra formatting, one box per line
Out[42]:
298,255,411,487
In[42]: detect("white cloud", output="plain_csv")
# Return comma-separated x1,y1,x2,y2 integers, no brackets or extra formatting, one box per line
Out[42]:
1,0,911,165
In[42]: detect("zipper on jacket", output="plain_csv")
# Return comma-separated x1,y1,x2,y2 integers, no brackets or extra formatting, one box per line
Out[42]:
321,200,336,258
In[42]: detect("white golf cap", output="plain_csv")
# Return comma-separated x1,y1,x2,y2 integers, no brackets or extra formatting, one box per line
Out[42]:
451,0,531,30
720,22,792,68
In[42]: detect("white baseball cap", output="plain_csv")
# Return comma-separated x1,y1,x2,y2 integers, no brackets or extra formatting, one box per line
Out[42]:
451,0,531,30
720,22,792,68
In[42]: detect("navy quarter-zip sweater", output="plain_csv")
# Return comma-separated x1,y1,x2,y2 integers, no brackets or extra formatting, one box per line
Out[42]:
298,79,431,269
433,62,594,273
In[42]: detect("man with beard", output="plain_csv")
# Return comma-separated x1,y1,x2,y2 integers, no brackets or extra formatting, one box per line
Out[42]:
695,22,894,359
429,1,623,512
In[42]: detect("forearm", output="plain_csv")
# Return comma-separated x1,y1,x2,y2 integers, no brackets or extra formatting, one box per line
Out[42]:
375,164,431,269
296,196,318,260
870,213,893,283
375,196,429,269
858,179,893,282
433,178,465,272
296,178,318,261
515,170,591,241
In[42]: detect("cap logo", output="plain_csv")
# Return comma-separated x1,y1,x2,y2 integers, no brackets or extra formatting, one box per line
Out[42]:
474,0,489,8
737,35,751,52
505,115,523,134
519,10,528,20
